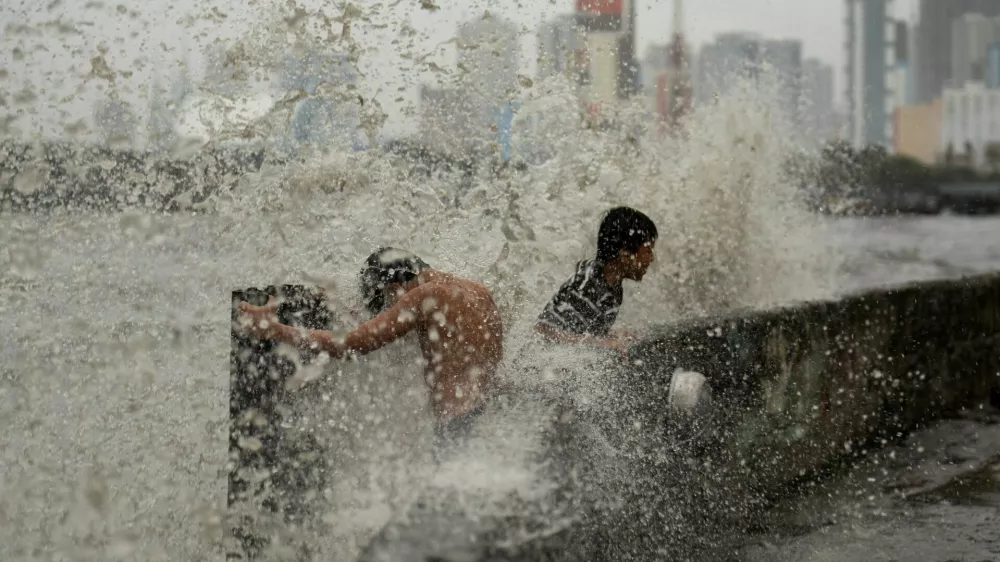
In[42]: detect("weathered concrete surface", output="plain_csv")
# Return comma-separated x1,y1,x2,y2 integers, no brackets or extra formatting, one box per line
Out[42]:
228,273,1000,560
1,140,266,213
732,410,1000,562
631,271,1000,507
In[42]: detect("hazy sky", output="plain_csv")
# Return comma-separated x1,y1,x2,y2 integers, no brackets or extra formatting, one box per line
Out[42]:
1,0,919,139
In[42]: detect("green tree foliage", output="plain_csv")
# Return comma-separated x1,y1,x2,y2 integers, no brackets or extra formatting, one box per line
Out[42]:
807,141,989,198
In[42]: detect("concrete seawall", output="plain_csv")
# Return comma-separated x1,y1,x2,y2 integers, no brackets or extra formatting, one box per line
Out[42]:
632,271,1000,503
228,272,1000,560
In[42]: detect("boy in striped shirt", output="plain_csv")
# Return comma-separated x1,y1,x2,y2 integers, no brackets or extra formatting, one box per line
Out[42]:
535,207,658,354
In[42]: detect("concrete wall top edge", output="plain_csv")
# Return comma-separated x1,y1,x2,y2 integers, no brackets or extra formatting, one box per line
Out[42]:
640,271,1000,341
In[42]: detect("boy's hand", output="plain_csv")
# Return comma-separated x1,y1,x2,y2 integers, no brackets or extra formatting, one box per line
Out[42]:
613,329,641,342
236,296,280,339
601,336,632,360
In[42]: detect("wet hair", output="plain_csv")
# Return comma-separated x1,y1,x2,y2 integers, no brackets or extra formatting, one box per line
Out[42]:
596,206,658,263
358,247,431,316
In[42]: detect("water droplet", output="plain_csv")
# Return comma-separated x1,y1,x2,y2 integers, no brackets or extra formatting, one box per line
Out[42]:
237,436,263,451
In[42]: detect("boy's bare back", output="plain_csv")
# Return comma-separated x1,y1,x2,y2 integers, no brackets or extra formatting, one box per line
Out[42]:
408,273,503,419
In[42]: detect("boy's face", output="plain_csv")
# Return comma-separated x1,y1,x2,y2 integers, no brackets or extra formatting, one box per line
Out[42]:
622,240,656,281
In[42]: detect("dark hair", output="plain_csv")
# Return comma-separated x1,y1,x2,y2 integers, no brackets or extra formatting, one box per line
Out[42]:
358,247,431,316
596,206,658,263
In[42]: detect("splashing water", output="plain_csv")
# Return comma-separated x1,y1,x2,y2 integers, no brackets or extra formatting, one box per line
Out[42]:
0,3,847,561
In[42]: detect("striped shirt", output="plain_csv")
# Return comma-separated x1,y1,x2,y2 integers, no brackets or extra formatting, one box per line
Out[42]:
537,259,623,337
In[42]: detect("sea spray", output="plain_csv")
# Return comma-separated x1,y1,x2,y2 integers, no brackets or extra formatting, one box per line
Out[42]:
0,1,847,560
205,42,841,559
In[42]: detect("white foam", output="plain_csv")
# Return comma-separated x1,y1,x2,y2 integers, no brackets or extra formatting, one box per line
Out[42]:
0,4,862,561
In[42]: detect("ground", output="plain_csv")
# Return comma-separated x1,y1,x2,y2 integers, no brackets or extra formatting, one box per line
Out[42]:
730,407,1000,562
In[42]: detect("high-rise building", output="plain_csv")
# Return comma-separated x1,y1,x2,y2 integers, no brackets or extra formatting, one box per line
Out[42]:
664,0,692,133
759,39,803,125
537,15,585,82
694,32,763,104
914,0,1000,103
419,14,520,157
941,81,1000,167
886,19,913,116
457,14,520,100
694,33,802,125
893,100,942,164
951,13,1000,88
845,0,900,148
147,74,177,153
803,59,834,116
574,0,639,114
802,58,836,143
642,43,671,95
616,0,640,100
988,43,1000,88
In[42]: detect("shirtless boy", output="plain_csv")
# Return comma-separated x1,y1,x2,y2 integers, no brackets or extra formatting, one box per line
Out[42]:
236,247,504,452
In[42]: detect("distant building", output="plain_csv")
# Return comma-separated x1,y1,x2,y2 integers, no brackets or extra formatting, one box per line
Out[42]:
888,19,913,109
147,77,175,152
988,43,1000,88
457,14,520,100
694,32,802,125
694,32,761,105
758,39,803,125
279,47,357,95
914,0,1000,103
574,0,639,117
93,93,139,147
801,58,837,143
888,62,911,111
641,43,671,113
802,59,834,118
419,14,521,158
641,43,671,96
845,0,903,148
583,33,622,106
951,13,1000,88
941,81,1000,167
537,15,585,83
147,54,195,152
894,99,942,164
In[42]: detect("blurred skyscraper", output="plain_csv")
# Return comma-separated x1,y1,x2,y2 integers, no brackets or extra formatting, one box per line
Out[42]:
457,14,520,100
801,58,838,144
695,33,802,126
845,0,893,147
420,13,520,157
950,13,1000,87
537,15,586,83
914,0,1000,103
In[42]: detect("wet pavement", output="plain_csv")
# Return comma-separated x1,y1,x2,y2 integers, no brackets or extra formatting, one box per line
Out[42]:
729,407,1000,562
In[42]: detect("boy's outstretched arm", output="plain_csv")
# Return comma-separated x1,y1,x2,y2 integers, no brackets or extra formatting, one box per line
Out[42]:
236,285,434,358
533,322,630,356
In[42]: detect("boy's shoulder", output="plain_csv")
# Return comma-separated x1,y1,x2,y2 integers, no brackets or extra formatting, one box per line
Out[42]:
420,274,494,300
559,259,600,284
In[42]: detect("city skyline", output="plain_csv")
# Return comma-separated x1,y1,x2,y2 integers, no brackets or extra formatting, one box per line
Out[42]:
0,0,914,139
